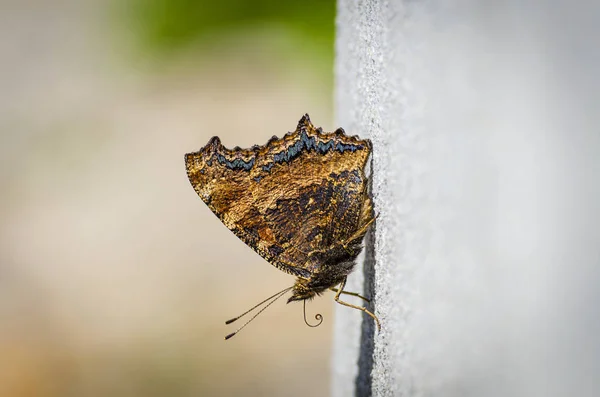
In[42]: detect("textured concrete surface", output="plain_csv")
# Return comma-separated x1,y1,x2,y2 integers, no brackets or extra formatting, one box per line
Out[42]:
333,1,600,396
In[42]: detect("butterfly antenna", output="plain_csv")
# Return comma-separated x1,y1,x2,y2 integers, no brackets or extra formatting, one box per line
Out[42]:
224,286,292,340
225,286,292,325
303,299,323,328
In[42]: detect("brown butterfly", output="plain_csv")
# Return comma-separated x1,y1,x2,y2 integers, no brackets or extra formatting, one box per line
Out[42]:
185,114,379,339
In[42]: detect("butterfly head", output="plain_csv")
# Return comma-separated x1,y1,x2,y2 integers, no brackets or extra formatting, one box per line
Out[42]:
287,278,316,303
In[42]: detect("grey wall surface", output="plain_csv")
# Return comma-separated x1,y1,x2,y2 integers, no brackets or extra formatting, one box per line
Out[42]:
332,1,600,396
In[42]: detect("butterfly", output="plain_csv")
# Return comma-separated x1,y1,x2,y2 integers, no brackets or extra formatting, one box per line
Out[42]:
185,114,379,339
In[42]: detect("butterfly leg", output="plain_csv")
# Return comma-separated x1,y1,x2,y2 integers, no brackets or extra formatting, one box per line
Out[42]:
329,287,370,302
349,214,376,241
341,212,378,253
333,278,381,331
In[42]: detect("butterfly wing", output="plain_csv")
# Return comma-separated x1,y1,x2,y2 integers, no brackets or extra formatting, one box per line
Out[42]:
185,115,372,277
259,172,372,262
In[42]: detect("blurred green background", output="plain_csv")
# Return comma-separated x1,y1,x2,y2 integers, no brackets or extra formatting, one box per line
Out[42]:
121,0,334,65
1,0,338,396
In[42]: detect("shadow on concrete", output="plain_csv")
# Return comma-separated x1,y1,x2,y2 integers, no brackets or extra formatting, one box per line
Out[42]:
355,172,377,397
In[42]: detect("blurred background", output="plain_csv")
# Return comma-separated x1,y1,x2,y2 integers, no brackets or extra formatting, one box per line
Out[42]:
0,0,339,396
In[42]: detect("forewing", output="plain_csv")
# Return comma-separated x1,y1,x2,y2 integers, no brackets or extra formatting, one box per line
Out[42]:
185,114,372,277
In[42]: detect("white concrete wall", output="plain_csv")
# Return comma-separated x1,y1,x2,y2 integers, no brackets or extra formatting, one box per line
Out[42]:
332,1,600,396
